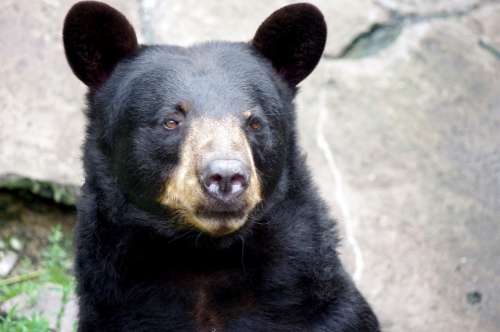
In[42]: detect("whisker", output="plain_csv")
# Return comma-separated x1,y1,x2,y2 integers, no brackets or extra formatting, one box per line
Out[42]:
239,235,246,275
195,233,202,248
168,229,194,244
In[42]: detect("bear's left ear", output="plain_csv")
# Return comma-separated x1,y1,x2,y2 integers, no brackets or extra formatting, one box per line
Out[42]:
252,3,327,87
63,1,138,88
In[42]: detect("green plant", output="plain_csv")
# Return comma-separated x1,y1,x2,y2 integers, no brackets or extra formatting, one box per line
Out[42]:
0,308,51,332
0,225,76,331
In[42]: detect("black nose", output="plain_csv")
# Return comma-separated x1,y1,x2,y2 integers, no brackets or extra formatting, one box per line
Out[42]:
201,159,250,202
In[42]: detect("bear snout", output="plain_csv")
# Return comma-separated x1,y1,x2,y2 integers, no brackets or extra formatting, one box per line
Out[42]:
200,159,250,203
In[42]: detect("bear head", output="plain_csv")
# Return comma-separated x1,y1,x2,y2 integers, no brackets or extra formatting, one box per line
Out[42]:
63,1,326,238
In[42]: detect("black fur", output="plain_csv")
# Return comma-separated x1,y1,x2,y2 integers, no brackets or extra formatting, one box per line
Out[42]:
253,3,327,86
64,2,379,331
63,1,138,88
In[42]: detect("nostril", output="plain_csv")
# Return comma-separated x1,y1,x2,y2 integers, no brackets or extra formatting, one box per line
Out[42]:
229,174,248,196
230,174,247,187
209,174,223,184
204,174,222,193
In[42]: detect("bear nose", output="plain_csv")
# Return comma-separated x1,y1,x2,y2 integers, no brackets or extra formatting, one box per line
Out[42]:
201,159,250,202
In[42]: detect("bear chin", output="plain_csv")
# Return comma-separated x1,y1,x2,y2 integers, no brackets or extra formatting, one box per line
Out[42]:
184,210,249,237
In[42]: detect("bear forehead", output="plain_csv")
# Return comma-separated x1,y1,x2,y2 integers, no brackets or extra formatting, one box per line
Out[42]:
128,42,272,86
105,42,280,116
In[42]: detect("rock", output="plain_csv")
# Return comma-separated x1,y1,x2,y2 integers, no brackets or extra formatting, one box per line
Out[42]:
9,236,23,251
0,250,19,276
143,0,389,57
467,291,483,305
375,0,484,16
0,174,79,205
0,0,141,187
59,295,78,332
296,7,500,331
467,2,500,57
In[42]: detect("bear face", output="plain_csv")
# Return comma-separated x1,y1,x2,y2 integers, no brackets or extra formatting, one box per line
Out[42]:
64,1,327,238
91,44,290,237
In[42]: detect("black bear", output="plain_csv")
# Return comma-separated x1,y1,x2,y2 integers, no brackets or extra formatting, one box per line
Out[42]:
63,1,379,331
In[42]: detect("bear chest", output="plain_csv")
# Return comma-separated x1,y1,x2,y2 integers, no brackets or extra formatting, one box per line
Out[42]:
178,272,255,332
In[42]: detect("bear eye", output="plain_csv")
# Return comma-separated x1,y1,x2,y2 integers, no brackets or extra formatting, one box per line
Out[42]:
248,118,262,131
163,119,180,130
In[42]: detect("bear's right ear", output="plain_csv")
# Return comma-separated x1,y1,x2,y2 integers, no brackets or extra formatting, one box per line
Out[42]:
63,1,138,88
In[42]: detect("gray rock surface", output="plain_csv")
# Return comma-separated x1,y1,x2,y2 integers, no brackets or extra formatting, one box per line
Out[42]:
298,7,500,329
0,0,141,186
0,250,18,277
1,1,499,331
374,0,490,15
142,0,389,56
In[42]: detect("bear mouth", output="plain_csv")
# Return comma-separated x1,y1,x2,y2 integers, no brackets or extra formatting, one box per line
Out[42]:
195,209,246,221
197,195,248,213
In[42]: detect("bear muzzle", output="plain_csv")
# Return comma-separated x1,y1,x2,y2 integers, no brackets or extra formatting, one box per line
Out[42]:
159,117,261,236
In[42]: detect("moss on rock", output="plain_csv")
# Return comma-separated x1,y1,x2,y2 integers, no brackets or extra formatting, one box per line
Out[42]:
0,174,79,206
